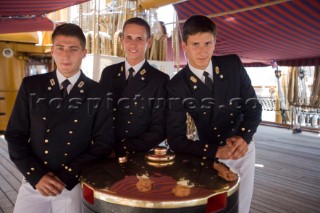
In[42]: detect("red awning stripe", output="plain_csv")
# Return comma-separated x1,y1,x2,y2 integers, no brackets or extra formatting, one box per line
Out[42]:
274,3,319,36
255,2,320,55
175,0,282,20
0,0,90,16
0,0,90,33
277,57,320,67
244,62,270,67
0,17,54,34
185,1,212,16
173,0,320,66
247,9,319,58
244,57,320,67
248,2,318,47
290,1,320,25
213,13,304,60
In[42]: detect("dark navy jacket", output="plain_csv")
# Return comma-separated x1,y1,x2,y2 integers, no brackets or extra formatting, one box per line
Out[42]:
5,71,114,190
167,55,262,160
100,61,169,155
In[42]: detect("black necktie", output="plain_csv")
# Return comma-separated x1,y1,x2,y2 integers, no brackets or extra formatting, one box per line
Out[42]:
203,71,213,90
61,79,71,99
127,67,135,83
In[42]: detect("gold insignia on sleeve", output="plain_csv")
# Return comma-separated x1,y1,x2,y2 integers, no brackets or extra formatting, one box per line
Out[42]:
50,79,55,86
78,81,84,88
140,69,146,75
190,76,197,83
215,66,219,75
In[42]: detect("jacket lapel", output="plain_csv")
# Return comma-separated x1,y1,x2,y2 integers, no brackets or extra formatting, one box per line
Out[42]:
37,71,61,122
184,66,213,101
110,63,126,102
121,61,148,97
182,67,214,125
211,57,229,121
48,71,88,128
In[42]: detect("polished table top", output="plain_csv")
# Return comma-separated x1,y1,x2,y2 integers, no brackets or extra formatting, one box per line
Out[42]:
81,150,239,209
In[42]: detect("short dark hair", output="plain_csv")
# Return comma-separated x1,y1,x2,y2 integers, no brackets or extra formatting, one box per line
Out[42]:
52,23,86,49
182,15,217,43
122,17,151,38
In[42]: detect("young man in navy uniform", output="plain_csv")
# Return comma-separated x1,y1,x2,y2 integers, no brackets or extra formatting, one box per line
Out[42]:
100,17,169,156
166,15,262,213
5,23,114,213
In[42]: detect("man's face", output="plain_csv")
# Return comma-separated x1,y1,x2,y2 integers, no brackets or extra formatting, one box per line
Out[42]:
182,32,216,70
121,23,151,66
51,35,87,78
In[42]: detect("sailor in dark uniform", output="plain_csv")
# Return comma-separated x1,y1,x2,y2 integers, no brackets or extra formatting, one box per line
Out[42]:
5,23,114,213
166,15,262,213
100,17,169,156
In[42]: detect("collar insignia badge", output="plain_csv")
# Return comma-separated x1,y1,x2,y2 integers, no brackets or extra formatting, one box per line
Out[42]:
215,66,219,75
140,69,146,75
190,76,197,83
50,79,55,86
78,81,84,88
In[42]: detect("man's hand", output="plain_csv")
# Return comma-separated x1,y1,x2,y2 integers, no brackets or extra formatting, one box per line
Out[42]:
215,145,233,159
35,172,65,197
226,136,248,160
215,136,248,160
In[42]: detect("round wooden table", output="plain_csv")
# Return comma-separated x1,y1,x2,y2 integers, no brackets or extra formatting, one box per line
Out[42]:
81,150,239,213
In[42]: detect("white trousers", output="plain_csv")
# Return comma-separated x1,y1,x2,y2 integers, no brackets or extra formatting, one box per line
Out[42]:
14,179,81,213
219,142,255,213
